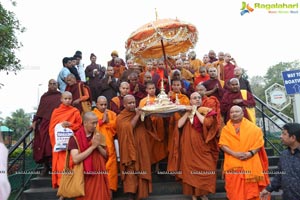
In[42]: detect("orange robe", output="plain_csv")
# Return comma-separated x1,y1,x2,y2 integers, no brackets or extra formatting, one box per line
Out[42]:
93,108,118,191
219,118,270,200
169,108,219,196
202,95,224,137
167,93,190,154
48,104,82,188
116,109,152,199
113,65,126,79
180,68,194,84
139,96,168,164
189,58,203,72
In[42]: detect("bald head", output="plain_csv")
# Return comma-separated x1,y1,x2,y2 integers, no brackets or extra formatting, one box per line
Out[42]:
83,112,97,123
190,92,202,106
123,95,136,112
96,96,107,113
61,91,72,106
229,106,244,122
195,84,207,97
120,81,129,88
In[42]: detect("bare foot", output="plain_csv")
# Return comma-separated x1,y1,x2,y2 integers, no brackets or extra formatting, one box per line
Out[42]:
200,195,209,200
192,195,197,200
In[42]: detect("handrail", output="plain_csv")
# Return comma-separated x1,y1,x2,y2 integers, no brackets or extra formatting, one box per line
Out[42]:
8,128,33,155
254,94,287,155
8,128,39,200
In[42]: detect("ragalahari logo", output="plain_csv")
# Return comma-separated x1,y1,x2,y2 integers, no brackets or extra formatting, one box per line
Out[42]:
240,2,254,15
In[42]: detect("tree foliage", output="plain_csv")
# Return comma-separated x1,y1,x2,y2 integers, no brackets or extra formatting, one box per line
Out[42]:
0,1,24,72
250,60,300,119
3,108,31,140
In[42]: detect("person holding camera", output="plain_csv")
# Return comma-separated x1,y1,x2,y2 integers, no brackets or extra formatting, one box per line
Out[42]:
220,53,238,82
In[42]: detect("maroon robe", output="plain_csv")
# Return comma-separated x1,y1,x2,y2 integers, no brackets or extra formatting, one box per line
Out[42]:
129,83,147,106
33,90,61,163
220,90,256,123
202,79,224,102
223,63,236,82
68,127,111,200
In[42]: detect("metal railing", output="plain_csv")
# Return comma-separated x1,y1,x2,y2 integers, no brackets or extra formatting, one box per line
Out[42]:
8,128,40,200
254,95,287,155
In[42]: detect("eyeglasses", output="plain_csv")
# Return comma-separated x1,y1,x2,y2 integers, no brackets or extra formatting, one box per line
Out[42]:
49,82,57,85
192,96,201,100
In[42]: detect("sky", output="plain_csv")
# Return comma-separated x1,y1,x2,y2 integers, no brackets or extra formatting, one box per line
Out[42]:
0,0,299,119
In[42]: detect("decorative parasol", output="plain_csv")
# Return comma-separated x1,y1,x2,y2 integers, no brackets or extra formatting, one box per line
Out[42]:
125,18,198,61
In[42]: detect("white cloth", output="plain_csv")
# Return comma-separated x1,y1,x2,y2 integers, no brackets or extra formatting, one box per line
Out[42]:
77,62,86,82
0,143,11,200
53,123,74,152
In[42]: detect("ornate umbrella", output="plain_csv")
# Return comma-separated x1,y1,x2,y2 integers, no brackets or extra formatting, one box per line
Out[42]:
125,18,198,61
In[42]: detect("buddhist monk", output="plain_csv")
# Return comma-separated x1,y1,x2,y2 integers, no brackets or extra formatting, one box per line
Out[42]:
69,112,110,200
116,95,152,200
220,78,256,123
128,72,147,106
31,79,61,176
219,106,270,200
196,83,223,137
65,74,91,114
49,91,82,191
175,59,194,84
110,82,130,115
139,82,168,172
93,96,118,193
188,50,203,72
221,53,237,82
169,92,219,200
167,79,190,159
202,67,224,102
194,66,210,88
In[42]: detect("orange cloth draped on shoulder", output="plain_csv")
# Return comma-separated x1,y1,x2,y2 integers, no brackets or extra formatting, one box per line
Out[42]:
171,108,219,196
48,104,82,188
116,109,152,199
113,65,126,79
69,131,111,200
139,96,168,164
219,118,270,200
189,59,203,72
202,95,224,137
93,108,118,191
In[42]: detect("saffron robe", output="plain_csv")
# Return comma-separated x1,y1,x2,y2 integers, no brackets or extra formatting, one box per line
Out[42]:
68,129,111,200
93,108,118,191
139,96,168,164
48,104,82,188
33,90,61,163
189,58,203,72
116,109,152,199
219,118,270,200
167,93,190,154
168,108,219,196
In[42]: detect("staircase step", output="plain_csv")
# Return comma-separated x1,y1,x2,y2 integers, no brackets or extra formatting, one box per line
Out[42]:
29,176,52,188
22,187,74,200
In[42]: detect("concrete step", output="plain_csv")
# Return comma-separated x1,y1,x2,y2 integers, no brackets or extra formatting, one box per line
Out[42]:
22,187,74,200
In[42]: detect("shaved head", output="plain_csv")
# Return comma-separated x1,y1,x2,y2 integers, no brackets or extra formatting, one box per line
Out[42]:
83,112,97,123
230,105,244,123
97,96,107,102
62,91,72,97
120,81,129,87
123,94,135,104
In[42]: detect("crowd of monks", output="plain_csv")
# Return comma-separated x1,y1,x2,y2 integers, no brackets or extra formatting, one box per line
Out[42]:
31,49,270,200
